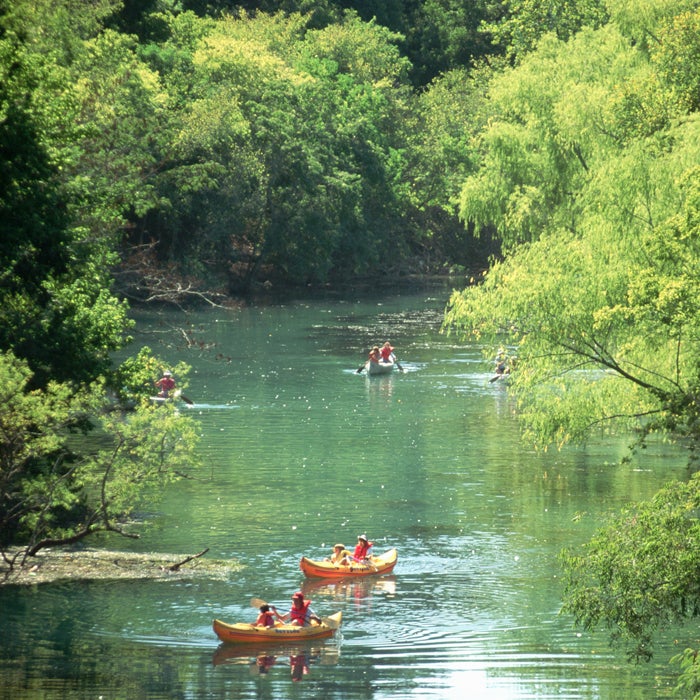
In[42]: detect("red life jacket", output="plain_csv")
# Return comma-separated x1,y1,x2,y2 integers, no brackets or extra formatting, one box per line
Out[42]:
353,541,373,561
290,600,312,625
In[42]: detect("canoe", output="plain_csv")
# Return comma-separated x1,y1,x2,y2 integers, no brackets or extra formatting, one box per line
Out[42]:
367,359,395,376
300,548,398,578
212,612,342,644
150,389,194,404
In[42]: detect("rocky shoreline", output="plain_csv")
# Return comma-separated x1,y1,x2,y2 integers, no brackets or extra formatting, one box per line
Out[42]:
0,547,242,586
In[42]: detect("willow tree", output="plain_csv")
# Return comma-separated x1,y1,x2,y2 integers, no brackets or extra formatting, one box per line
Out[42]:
444,2,700,690
481,0,609,62
445,19,700,453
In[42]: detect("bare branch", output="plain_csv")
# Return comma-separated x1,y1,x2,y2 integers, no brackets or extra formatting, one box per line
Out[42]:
113,243,230,309
165,548,209,572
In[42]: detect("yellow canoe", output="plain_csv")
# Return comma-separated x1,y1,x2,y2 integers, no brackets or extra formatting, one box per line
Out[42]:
212,612,342,644
300,548,398,578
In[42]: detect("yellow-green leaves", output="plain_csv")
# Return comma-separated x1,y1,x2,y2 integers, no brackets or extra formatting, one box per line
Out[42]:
561,473,700,663
448,1,700,455
0,352,199,558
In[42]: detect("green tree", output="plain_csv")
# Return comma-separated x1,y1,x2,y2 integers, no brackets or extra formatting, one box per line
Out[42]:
457,26,654,249
560,474,700,663
401,0,497,85
0,0,201,566
560,473,700,696
137,10,416,292
447,9,700,450
606,0,698,50
482,0,609,62
448,131,700,453
0,0,136,386
0,353,199,567
444,3,700,692
402,64,503,268
651,9,700,113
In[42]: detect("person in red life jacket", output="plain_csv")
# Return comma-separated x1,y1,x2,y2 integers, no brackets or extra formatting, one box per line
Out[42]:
351,534,374,562
155,370,176,398
255,604,276,628
368,346,381,364
274,592,321,627
380,341,395,363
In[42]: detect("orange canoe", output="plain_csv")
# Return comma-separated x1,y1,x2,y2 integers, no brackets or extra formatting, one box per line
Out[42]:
213,612,342,644
300,548,398,578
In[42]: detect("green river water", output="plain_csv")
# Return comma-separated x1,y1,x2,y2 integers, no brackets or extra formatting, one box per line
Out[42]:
0,284,691,699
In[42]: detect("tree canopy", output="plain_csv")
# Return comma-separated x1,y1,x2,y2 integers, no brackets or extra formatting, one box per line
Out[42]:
560,473,700,666
445,14,700,456
0,0,199,566
442,0,700,691
6,0,700,690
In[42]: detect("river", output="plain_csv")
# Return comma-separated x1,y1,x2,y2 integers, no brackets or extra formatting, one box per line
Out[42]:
0,284,689,699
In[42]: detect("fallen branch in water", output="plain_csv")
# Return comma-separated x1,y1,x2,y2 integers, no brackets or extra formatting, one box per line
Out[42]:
165,548,210,572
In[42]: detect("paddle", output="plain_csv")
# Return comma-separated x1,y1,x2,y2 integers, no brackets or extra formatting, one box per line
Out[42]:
250,597,339,629
173,389,194,405
356,361,367,374
392,354,405,372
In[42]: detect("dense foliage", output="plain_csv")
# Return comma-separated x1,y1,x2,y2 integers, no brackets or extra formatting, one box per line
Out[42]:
441,0,700,691
5,0,700,690
0,353,198,561
0,0,200,565
120,6,502,296
560,474,700,663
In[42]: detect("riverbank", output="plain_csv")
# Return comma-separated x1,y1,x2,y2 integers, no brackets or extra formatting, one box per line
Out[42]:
0,547,243,586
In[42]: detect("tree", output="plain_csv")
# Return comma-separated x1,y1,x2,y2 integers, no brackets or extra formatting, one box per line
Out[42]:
0,0,202,567
560,474,700,695
560,473,700,661
444,2,700,692
651,9,700,113
0,353,200,569
482,0,609,62
401,64,503,268
605,0,698,50
457,26,656,250
135,10,418,292
446,12,700,451
0,0,136,386
400,0,497,85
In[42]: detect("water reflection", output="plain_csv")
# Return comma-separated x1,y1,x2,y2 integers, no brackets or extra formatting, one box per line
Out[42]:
212,641,341,683
301,575,397,610
364,372,396,403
